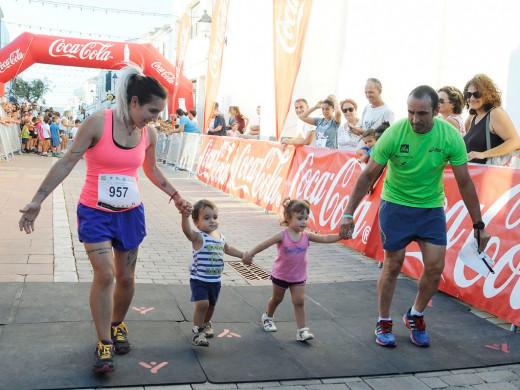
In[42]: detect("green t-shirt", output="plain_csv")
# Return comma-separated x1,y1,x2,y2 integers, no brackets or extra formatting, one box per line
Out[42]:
371,117,467,208
21,125,30,139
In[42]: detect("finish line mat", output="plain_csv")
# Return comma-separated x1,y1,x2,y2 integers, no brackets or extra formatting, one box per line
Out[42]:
0,280,519,389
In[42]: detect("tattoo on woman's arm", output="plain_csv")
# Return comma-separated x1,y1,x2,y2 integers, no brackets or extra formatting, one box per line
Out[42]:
160,181,167,188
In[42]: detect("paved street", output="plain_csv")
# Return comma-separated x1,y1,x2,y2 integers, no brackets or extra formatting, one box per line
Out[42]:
1,154,519,389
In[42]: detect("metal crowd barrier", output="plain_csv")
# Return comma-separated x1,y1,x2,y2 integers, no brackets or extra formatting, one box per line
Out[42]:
159,132,202,177
0,123,22,162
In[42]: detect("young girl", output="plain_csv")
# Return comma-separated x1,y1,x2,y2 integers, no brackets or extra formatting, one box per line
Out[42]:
244,199,340,342
181,199,249,347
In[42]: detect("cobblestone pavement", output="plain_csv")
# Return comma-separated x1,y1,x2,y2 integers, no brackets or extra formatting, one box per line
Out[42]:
1,154,519,389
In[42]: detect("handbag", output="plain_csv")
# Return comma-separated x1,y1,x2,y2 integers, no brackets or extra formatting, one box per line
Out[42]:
485,109,520,168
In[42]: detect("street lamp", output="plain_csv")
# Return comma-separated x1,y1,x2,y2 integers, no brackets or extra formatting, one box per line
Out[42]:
112,73,118,93
198,10,212,24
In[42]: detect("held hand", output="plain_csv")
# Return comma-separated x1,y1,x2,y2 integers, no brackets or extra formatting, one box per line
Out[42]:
339,216,354,239
467,151,486,161
19,202,42,234
242,251,253,265
475,229,491,252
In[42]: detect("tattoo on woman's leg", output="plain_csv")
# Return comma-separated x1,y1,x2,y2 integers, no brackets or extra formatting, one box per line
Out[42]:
126,248,138,267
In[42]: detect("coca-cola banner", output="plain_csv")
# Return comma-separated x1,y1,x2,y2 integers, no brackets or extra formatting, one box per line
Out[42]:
171,12,191,110
203,0,230,132
273,0,313,140
194,136,520,326
0,32,193,115
228,140,295,212
196,135,240,191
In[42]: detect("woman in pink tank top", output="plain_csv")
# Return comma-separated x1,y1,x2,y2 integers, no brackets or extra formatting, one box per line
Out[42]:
244,199,340,343
19,64,193,374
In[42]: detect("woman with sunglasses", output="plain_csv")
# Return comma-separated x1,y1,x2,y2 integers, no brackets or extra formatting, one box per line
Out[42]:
437,86,465,136
299,94,341,149
337,98,362,151
463,74,520,164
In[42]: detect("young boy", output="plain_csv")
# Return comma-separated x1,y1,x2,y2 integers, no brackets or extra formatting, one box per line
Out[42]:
181,199,249,347
49,116,61,157
357,129,377,163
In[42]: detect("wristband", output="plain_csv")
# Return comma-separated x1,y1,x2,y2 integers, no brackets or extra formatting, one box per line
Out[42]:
473,221,485,230
169,191,179,203
342,214,354,219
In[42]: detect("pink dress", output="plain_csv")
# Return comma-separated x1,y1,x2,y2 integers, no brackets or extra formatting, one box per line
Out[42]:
271,230,310,282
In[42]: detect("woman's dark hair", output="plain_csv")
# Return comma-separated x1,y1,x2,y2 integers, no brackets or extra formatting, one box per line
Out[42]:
464,74,502,115
281,198,310,226
322,99,335,108
176,108,186,116
189,109,197,116
192,199,218,220
114,64,167,125
437,86,464,114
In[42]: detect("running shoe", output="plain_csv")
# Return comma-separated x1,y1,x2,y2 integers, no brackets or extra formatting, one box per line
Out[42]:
111,322,131,354
296,327,314,342
261,313,277,332
203,321,214,338
93,341,115,373
403,308,430,347
192,327,209,347
375,320,396,347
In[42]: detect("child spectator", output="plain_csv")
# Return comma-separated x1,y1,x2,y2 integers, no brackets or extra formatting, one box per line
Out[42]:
357,129,376,164
188,109,199,127
49,116,61,157
181,199,248,347
374,121,390,141
227,123,240,137
20,119,30,152
70,119,81,141
41,116,52,157
243,198,341,342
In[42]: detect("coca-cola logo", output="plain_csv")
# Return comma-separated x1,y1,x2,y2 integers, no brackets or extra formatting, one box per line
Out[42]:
174,23,191,87
208,0,229,79
0,48,24,74
48,39,114,61
275,0,307,54
228,143,293,208
197,138,237,186
151,62,175,85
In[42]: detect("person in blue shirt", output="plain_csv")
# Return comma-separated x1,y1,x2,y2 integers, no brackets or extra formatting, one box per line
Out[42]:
49,116,62,157
175,108,201,134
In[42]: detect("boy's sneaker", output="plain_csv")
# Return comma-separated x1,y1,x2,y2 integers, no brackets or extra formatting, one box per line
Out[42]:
403,308,430,347
203,321,214,338
296,327,314,342
111,322,131,354
192,327,209,347
93,341,115,373
261,313,277,332
375,320,396,347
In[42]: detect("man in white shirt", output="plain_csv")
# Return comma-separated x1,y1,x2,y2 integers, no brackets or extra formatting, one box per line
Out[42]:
281,98,316,147
351,78,394,133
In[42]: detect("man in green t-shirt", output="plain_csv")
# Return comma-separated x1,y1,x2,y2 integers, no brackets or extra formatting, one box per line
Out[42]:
339,85,490,348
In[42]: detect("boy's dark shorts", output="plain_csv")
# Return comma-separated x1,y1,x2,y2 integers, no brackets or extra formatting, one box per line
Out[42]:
190,278,221,306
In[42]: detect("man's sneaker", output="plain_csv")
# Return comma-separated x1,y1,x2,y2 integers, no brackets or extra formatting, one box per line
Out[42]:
203,321,214,338
111,322,131,354
261,313,277,332
375,320,396,347
93,341,115,373
192,327,209,346
403,308,430,347
296,327,314,342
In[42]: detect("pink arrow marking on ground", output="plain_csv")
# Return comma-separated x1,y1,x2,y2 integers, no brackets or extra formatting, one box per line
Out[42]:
139,361,168,373
217,329,241,338
427,300,433,307
132,306,155,315
485,344,510,353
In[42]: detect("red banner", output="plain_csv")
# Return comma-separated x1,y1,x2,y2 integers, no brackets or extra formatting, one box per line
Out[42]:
203,0,230,132
273,0,313,140
228,140,295,212
0,32,193,115
196,136,520,326
172,13,191,110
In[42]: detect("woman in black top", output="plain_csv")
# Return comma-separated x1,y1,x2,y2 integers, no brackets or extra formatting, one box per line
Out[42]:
463,74,520,164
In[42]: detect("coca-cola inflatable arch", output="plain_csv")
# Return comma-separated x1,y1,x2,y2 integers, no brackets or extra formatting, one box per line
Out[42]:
0,32,193,115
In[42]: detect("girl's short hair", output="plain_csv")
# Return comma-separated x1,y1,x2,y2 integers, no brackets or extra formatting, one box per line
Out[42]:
281,198,310,226
192,199,218,220
114,63,168,126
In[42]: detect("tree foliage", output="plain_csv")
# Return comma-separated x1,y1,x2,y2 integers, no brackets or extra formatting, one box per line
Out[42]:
10,77,52,103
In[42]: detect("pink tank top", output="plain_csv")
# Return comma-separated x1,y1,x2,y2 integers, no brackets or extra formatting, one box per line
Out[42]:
79,109,148,211
272,230,309,282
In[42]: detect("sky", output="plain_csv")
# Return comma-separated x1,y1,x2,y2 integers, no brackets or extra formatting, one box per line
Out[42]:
0,0,177,109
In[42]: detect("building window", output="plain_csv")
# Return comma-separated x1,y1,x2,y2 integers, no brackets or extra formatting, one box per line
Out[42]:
190,2,200,39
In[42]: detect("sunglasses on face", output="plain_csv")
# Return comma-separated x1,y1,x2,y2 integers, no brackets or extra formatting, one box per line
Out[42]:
342,107,354,113
464,91,481,100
